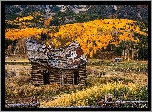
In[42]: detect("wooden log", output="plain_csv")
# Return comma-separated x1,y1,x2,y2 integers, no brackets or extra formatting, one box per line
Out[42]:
79,76,86,78
79,69,86,71
31,70,38,74
79,71,85,73
79,70,85,72
78,74,86,76
67,79,73,81
34,81,43,84
32,77,43,79
31,77,43,80
31,73,41,76
31,77,41,80
32,78,39,80
79,70,86,72
32,75,43,78
31,75,43,77
54,77,61,80
67,80,73,83
78,83,85,86
79,79,86,82
79,75,86,77
32,80,44,82
68,82,73,84
78,73,86,75
32,75,43,77
50,77,55,79
79,69,86,72
56,82,61,84
33,73,43,75
54,78,60,81
33,82,43,85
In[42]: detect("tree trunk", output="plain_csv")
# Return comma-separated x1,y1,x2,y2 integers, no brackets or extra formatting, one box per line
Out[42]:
127,49,130,61
132,49,134,60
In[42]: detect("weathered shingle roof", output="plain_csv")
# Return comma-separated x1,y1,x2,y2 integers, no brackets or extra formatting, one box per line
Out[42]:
26,38,87,69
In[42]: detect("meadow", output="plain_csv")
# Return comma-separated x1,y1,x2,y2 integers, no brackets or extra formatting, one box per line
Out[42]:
5,59,148,108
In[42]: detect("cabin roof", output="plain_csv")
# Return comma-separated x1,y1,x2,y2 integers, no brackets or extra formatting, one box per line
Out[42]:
26,38,87,69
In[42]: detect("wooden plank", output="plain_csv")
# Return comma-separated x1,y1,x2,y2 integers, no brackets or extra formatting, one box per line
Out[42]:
32,75,43,77
33,82,43,85
79,76,86,78
35,81,43,83
32,80,44,82
79,70,85,72
32,76,43,78
79,73,86,75
80,72,86,74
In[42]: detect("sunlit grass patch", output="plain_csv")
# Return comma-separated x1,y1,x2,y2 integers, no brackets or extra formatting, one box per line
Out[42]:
40,80,148,107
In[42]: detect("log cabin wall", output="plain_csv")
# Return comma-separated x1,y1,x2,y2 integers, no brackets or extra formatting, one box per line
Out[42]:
78,64,86,86
30,63,86,86
31,62,46,85
48,67,86,86
60,70,73,85
49,68,61,84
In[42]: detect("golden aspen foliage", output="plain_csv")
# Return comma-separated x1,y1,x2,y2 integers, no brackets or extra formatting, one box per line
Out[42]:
46,19,147,57
5,28,48,40
14,15,34,22
5,19,147,58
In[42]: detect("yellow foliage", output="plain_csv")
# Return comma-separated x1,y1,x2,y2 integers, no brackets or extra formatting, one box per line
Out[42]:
47,19,147,57
40,81,147,107
5,28,48,40
15,15,34,22
5,19,148,57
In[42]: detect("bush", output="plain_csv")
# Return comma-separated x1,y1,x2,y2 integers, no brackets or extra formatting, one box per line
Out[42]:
19,70,27,76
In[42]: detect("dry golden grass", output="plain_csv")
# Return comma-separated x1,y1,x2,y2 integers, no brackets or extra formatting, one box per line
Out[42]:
40,74,148,107
5,60,148,107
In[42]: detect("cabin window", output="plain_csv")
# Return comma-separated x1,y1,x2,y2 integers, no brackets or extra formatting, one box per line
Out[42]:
43,70,50,84
74,71,79,85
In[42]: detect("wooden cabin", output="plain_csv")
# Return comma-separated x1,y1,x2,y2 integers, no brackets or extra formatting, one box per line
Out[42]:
26,38,87,86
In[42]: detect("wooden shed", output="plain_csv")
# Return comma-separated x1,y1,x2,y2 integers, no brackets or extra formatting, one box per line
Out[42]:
26,38,87,86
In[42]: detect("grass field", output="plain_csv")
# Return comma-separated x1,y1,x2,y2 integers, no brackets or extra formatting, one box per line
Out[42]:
5,56,29,62
5,59,148,108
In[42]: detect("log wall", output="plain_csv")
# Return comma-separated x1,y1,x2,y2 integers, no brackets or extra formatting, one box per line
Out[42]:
78,65,86,86
31,63,86,86
31,62,46,85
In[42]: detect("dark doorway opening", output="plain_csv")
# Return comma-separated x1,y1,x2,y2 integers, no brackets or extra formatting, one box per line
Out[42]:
43,70,50,84
74,71,79,85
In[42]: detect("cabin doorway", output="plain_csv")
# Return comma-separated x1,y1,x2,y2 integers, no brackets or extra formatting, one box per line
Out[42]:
43,70,50,84
73,71,79,85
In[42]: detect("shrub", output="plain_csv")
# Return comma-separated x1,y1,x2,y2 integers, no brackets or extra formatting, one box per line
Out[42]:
19,70,27,76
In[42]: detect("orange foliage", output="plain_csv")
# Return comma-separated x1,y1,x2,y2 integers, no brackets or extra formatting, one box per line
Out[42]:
5,19,148,58
5,28,48,40
49,19,147,57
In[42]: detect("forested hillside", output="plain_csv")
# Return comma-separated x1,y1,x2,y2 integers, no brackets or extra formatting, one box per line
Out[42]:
5,5,148,60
